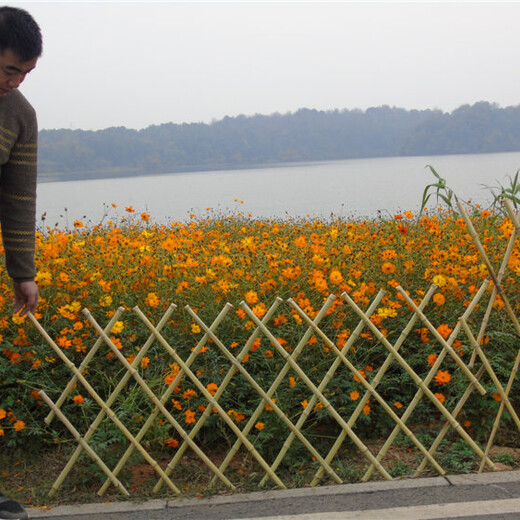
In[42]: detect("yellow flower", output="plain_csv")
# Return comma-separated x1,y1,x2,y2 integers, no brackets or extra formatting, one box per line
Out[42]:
110,321,124,334
191,323,201,334
433,274,447,287
99,295,113,307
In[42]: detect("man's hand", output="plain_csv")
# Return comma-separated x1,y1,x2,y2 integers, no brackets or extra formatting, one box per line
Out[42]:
13,280,39,316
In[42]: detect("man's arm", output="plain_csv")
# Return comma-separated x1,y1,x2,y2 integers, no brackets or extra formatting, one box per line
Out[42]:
0,91,39,313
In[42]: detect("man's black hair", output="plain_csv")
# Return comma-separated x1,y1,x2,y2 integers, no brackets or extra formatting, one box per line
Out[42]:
0,6,42,61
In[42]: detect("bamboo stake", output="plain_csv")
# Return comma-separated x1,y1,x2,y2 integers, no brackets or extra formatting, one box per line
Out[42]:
28,311,180,495
135,305,287,489
106,302,235,496
82,308,237,492
288,294,445,477
156,299,280,493
265,292,385,487
208,295,342,489
44,308,125,425
468,225,516,368
414,227,517,477
341,288,495,480
458,199,520,338
460,317,520,431
240,301,393,480
60,304,176,496
476,198,520,471
312,285,438,486
369,281,494,481
184,299,344,487
396,292,484,394
39,390,130,498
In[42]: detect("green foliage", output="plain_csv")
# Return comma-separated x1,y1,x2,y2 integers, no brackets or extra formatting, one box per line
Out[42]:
487,169,520,214
494,453,516,466
420,165,456,215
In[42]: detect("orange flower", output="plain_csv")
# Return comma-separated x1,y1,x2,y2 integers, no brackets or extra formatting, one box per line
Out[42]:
434,392,445,404
436,324,452,339
206,383,219,396
73,395,84,405
166,438,179,448
265,398,276,411
145,292,160,308
330,270,343,284
381,262,396,274
244,290,259,305
13,420,25,432
362,402,371,415
141,212,150,222
185,409,196,424
434,370,451,385
427,353,438,367
492,392,502,402
255,422,265,430
183,389,197,400
393,401,403,409
350,391,360,401
353,370,366,383
433,293,445,306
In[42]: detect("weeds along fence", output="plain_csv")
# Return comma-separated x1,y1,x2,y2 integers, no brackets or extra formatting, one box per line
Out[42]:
18,199,520,497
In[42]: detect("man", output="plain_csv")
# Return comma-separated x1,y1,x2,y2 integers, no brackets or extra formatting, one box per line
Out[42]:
0,6,41,520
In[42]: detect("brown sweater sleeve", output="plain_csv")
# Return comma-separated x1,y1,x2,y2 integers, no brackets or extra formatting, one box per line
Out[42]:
0,90,37,281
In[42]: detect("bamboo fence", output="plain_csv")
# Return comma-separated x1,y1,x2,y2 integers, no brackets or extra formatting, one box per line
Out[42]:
26,200,520,497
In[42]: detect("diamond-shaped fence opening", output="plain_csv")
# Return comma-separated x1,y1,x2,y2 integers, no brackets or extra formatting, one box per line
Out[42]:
26,201,520,497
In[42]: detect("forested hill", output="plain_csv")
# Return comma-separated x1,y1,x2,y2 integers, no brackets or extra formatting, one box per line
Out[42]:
38,101,520,181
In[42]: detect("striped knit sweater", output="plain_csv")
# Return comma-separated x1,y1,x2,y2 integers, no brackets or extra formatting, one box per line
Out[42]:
0,89,37,281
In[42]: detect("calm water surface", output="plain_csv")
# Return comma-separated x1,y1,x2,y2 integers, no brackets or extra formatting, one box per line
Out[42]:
36,152,520,227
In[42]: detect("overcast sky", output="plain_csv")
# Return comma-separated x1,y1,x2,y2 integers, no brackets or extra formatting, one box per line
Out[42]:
6,1,520,131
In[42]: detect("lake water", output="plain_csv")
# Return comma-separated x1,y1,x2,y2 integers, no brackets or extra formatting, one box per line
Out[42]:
36,151,520,227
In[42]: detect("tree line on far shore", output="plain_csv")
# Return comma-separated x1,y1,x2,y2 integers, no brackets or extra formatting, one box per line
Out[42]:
38,101,520,181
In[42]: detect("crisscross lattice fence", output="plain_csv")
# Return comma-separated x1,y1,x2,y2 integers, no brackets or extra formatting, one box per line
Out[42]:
29,199,520,497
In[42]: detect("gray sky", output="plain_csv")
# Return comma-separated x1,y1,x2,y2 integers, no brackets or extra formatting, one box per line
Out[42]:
7,1,520,131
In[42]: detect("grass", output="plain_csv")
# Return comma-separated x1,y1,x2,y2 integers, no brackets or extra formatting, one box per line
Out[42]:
1,426,520,511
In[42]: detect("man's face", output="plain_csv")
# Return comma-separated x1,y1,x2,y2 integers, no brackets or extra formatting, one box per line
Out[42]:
0,48,37,96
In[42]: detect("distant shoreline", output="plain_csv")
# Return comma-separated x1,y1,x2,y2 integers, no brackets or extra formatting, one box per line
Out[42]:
36,150,520,185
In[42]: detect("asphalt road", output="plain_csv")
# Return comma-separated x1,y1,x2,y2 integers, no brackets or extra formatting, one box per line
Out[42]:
28,471,520,520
